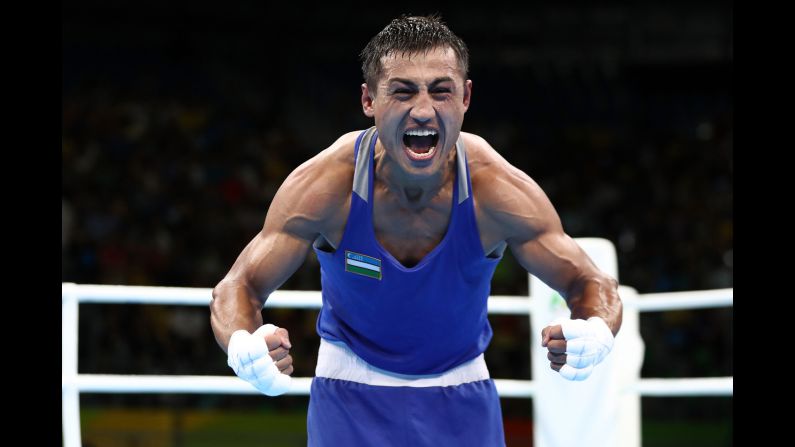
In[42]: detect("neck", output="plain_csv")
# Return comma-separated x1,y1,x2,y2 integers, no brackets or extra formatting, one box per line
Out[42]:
374,141,457,210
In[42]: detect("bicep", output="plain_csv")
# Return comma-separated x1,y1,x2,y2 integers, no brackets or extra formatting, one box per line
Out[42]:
225,225,314,300
209,221,314,348
478,160,620,328
494,174,599,298
509,229,597,299
221,166,326,302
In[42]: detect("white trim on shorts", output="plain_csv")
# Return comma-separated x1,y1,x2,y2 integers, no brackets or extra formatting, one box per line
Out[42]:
315,338,491,387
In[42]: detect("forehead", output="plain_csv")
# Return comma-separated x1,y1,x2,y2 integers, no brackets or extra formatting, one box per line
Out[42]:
379,46,463,84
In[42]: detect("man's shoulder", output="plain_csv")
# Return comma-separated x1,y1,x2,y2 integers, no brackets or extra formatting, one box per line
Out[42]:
459,131,534,185
460,132,500,163
460,131,548,215
278,131,361,216
292,131,360,185
307,130,361,168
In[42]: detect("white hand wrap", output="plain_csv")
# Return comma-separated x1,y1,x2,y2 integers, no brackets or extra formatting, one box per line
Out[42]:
227,324,292,396
554,317,614,381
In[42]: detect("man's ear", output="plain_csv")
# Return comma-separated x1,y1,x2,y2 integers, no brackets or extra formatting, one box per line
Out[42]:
361,83,375,117
462,79,472,111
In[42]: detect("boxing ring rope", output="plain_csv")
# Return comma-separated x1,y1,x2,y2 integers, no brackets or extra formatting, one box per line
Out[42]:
62,283,733,447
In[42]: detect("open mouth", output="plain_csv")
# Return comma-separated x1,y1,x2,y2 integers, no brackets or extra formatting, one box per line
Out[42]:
402,128,439,161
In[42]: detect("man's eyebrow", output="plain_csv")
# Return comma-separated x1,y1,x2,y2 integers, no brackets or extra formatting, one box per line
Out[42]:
387,77,455,87
387,78,417,86
429,77,454,87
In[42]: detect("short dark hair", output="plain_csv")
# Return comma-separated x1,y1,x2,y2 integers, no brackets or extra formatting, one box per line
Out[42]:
360,14,469,92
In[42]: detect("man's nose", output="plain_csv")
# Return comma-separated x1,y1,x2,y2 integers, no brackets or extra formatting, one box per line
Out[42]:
410,93,434,124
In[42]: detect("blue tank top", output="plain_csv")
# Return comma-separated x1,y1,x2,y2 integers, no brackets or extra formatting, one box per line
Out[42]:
313,127,503,375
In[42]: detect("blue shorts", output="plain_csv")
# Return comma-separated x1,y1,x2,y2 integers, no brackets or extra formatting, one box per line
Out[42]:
306,340,505,446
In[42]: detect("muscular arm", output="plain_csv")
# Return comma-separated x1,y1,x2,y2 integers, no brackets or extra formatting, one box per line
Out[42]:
210,138,354,352
475,153,622,335
512,223,623,336
209,226,312,353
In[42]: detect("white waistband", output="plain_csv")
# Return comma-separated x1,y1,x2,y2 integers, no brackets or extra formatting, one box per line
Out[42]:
315,338,491,387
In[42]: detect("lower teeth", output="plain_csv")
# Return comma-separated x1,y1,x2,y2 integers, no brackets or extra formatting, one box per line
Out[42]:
410,146,435,157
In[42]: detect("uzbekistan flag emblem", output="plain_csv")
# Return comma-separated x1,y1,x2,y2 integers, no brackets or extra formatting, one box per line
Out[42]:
345,251,382,280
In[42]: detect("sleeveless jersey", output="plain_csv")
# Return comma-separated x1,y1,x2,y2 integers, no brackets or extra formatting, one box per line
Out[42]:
312,127,503,374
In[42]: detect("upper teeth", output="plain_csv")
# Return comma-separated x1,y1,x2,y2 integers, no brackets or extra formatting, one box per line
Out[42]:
405,129,438,137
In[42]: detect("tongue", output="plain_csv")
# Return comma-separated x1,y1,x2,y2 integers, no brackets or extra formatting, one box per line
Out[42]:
407,135,434,153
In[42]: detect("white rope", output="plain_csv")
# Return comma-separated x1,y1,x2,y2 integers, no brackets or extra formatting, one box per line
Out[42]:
60,285,733,398
632,377,733,396
61,284,733,313
70,374,313,395
631,288,733,311
65,374,732,397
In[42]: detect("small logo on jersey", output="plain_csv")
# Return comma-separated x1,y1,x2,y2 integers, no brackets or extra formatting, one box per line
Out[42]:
345,251,382,280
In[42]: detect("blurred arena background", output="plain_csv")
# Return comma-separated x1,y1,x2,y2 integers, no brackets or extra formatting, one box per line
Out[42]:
62,1,732,446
